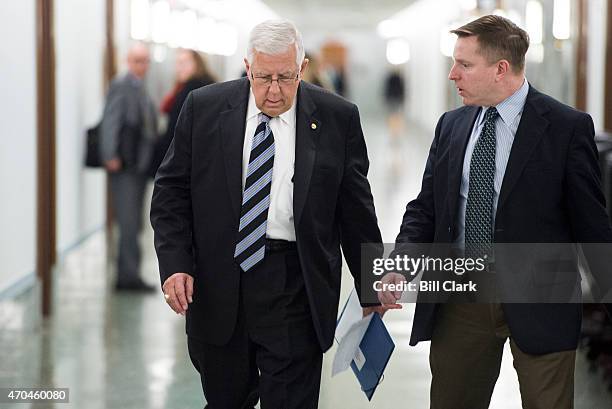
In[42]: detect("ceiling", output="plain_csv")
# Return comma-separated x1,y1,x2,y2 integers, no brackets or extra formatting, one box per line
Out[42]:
261,0,417,29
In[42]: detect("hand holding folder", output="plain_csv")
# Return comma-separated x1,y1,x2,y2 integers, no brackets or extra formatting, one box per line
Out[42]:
333,290,395,400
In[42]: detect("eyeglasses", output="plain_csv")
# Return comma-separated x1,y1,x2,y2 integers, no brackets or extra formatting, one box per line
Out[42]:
250,72,299,87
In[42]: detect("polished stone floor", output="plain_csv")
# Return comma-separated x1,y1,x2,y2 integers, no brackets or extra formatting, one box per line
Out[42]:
1,117,611,408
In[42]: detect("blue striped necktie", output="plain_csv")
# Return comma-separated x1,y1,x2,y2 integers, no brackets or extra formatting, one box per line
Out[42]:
234,113,275,272
465,107,499,258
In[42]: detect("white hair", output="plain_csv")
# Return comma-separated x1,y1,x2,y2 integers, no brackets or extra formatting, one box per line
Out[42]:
246,19,305,68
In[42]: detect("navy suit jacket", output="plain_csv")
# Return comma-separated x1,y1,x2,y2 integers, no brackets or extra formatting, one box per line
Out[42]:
399,85,612,355
150,78,381,351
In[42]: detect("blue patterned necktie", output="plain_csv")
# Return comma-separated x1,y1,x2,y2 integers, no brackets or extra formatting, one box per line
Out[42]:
465,107,499,258
234,113,275,272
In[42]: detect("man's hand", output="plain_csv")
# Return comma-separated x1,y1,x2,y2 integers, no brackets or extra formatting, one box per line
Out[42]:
163,273,194,315
362,304,402,318
377,272,407,305
105,158,122,173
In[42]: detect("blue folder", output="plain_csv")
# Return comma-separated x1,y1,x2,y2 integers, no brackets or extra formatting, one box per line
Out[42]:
349,312,395,400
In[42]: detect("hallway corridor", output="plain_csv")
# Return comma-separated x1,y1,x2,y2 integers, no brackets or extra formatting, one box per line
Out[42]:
1,117,611,409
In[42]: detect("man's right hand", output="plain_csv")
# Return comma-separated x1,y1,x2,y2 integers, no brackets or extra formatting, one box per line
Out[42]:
105,158,122,172
377,272,407,305
163,273,194,315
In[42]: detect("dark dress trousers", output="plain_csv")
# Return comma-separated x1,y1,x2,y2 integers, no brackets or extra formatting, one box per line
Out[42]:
399,86,612,355
150,77,381,391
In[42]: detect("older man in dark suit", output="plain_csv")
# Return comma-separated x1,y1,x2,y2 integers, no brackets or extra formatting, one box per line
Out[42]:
150,20,395,409
379,15,612,409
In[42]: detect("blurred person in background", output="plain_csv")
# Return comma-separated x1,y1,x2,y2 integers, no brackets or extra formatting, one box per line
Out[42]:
100,42,158,292
151,19,395,408
383,66,406,141
301,52,334,91
320,41,347,96
151,49,217,176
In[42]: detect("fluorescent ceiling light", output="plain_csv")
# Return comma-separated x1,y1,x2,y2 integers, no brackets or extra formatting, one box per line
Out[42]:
179,10,198,49
386,38,410,65
525,1,543,44
130,0,150,40
459,0,477,11
553,0,571,40
151,1,170,44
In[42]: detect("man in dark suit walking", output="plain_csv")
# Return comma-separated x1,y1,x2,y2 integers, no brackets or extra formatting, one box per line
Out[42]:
379,15,612,409
101,43,158,291
150,20,394,409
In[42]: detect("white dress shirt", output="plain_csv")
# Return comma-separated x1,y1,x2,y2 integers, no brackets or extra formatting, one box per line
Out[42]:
242,89,297,241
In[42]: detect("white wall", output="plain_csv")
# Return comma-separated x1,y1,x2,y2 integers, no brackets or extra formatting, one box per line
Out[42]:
55,0,107,252
0,0,37,291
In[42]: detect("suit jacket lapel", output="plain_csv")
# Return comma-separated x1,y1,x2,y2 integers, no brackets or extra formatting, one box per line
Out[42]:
294,82,320,226
448,106,480,228
219,78,250,221
497,87,549,211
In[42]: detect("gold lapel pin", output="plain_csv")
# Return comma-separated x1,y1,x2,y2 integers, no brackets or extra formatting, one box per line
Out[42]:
311,123,317,130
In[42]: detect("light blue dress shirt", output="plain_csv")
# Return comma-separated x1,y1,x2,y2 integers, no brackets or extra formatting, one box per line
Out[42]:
456,79,529,245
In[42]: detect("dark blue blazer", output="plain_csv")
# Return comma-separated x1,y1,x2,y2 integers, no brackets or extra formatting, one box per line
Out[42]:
150,78,381,351
398,85,612,355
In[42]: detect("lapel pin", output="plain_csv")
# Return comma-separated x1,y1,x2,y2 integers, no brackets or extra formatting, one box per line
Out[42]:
311,123,317,130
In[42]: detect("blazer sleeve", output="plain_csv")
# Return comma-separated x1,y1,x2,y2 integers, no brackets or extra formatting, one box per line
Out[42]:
150,92,195,286
100,80,125,162
337,105,383,304
395,113,444,244
565,113,612,302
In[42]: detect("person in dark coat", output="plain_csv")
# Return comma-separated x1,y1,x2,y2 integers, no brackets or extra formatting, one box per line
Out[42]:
150,49,216,176
100,43,158,291
378,15,612,408
150,20,395,408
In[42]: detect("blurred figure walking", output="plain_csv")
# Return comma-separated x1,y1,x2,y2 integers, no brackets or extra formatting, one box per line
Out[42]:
100,42,158,292
151,49,216,176
383,66,406,141
302,52,334,91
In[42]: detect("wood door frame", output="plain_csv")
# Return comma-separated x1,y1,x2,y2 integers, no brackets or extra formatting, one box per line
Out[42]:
575,0,588,111
36,0,56,317
105,0,116,246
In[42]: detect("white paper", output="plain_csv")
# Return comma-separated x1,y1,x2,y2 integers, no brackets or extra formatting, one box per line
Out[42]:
335,289,364,339
332,290,373,377
332,314,372,376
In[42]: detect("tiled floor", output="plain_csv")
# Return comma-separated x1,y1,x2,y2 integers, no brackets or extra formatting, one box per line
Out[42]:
1,117,611,408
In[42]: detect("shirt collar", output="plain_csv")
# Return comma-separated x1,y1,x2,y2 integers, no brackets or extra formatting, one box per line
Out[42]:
246,88,297,127
479,78,529,127
126,72,143,86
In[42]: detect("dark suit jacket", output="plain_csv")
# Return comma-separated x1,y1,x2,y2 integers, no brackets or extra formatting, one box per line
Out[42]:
150,76,216,177
398,85,612,355
150,78,381,351
100,73,158,174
